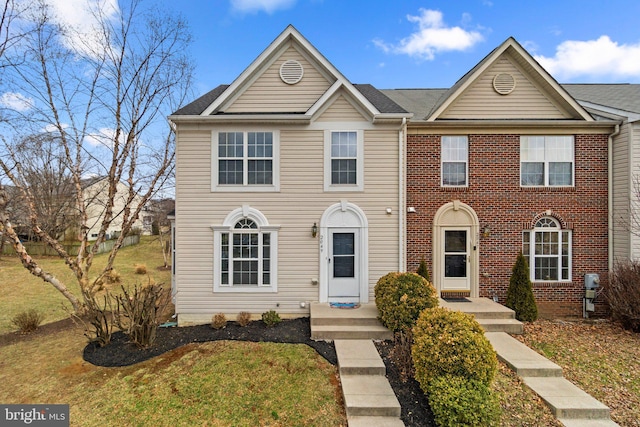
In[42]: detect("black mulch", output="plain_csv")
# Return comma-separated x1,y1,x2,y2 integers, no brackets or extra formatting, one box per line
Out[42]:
82,317,435,426
375,340,436,427
83,317,337,366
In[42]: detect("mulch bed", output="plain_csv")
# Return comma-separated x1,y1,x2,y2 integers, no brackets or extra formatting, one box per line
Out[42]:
376,340,436,427
83,317,337,366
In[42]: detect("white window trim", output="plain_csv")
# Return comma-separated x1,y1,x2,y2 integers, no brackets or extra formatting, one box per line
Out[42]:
523,218,572,283
441,135,469,188
212,206,279,293
211,129,280,192
324,129,364,192
520,136,575,188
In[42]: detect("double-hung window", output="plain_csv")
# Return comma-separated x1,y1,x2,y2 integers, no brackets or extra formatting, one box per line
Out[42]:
523,217,571,282
324,130,364,191
441,136,468,187
213,130,279,191
213,207,279,292
520,136,574,186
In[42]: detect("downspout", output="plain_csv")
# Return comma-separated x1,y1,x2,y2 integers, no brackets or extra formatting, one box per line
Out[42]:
609,123,620,271
399,117,407,271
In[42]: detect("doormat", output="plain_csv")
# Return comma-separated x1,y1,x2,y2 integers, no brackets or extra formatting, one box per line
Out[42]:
443,298,472,303
330,302,361,309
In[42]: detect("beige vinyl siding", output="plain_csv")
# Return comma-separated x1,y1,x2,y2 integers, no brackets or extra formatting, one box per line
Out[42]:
612,123,631,261
441,56,572,119
316,94,368,122
629,123,640,260
225,45,334,113
174,123,400,322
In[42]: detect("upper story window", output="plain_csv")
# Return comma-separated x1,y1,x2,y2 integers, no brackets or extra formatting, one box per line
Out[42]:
212,130,280,192
441,136,468,187
522,217,571,282
324,130,364,192
520,136,574,187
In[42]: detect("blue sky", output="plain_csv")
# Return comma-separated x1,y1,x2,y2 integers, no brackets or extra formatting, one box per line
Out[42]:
153,0,640,98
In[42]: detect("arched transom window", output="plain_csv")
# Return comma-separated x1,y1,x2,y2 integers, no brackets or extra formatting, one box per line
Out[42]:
522,217,571,282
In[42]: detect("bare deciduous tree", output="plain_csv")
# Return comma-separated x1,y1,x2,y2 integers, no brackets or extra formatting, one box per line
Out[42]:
0,0,193,313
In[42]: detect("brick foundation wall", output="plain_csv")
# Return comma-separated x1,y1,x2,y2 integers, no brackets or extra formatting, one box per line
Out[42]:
406,133,609,318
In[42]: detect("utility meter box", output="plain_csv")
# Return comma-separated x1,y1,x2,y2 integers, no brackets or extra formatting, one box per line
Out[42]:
584,273,600,290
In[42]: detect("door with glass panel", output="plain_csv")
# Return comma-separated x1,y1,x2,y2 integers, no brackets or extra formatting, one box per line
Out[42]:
328,229,359,299
441,228,471,292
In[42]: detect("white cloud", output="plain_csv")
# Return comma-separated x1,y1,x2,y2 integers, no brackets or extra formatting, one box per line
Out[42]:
230,0,296,14
85,127,125,148
374,9,484,60
535,36,640,81
43,0,120,57
0,92,34,111
42,123,69,133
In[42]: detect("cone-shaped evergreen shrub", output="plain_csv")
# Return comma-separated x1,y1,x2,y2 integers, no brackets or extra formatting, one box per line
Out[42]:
505,252,538,322
416,257,430,282
375,272,438,332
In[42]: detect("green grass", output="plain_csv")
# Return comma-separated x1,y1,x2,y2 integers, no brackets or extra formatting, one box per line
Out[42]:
0,328,345,426
0,236,171,333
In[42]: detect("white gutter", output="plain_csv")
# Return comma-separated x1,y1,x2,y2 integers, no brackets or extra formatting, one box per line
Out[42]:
398,117,407,271
609,123,621,271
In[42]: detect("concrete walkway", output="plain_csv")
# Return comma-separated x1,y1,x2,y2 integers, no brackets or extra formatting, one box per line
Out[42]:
335,339,404,427
486,332,619,426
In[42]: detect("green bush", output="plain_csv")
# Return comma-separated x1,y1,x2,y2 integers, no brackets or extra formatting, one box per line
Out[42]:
505,252,538,322
375,272,438,332
416,257,430,281
427,375,501,427
261,309,281,327
11,309,45,334
412,307,497,389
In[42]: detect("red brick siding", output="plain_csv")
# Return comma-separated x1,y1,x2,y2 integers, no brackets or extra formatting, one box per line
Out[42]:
407,134,609,318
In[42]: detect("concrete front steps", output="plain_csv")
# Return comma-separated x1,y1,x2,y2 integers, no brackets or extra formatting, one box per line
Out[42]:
439,297,524,334
335,340,403,427
486,332,619,427
310,303,393,340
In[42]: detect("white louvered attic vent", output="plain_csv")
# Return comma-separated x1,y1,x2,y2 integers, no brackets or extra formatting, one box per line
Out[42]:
279,60,304,85
492,73,516,95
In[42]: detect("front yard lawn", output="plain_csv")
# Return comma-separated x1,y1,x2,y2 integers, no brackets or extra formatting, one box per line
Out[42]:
518,319,640,427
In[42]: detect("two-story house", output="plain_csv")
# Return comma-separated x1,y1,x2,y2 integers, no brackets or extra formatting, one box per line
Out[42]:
170,27,619,323
169,26,412,325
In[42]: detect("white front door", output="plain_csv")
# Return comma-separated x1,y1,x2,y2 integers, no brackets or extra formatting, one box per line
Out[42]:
442,228,471,292
328,228,359,300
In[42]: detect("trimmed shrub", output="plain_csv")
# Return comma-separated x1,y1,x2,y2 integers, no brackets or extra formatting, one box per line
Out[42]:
427,375,501,427
505,252,538,322
211,313,227,329
416,257,430,281
11,309,45,334
375,272,438,332
237,311,252,326
412,307,497,389
608,260,640,331
261,309,281,327
134,264,148,275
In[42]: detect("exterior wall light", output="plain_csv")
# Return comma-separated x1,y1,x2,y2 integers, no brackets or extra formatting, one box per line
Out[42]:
482,226,491,237
312,222,318,238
